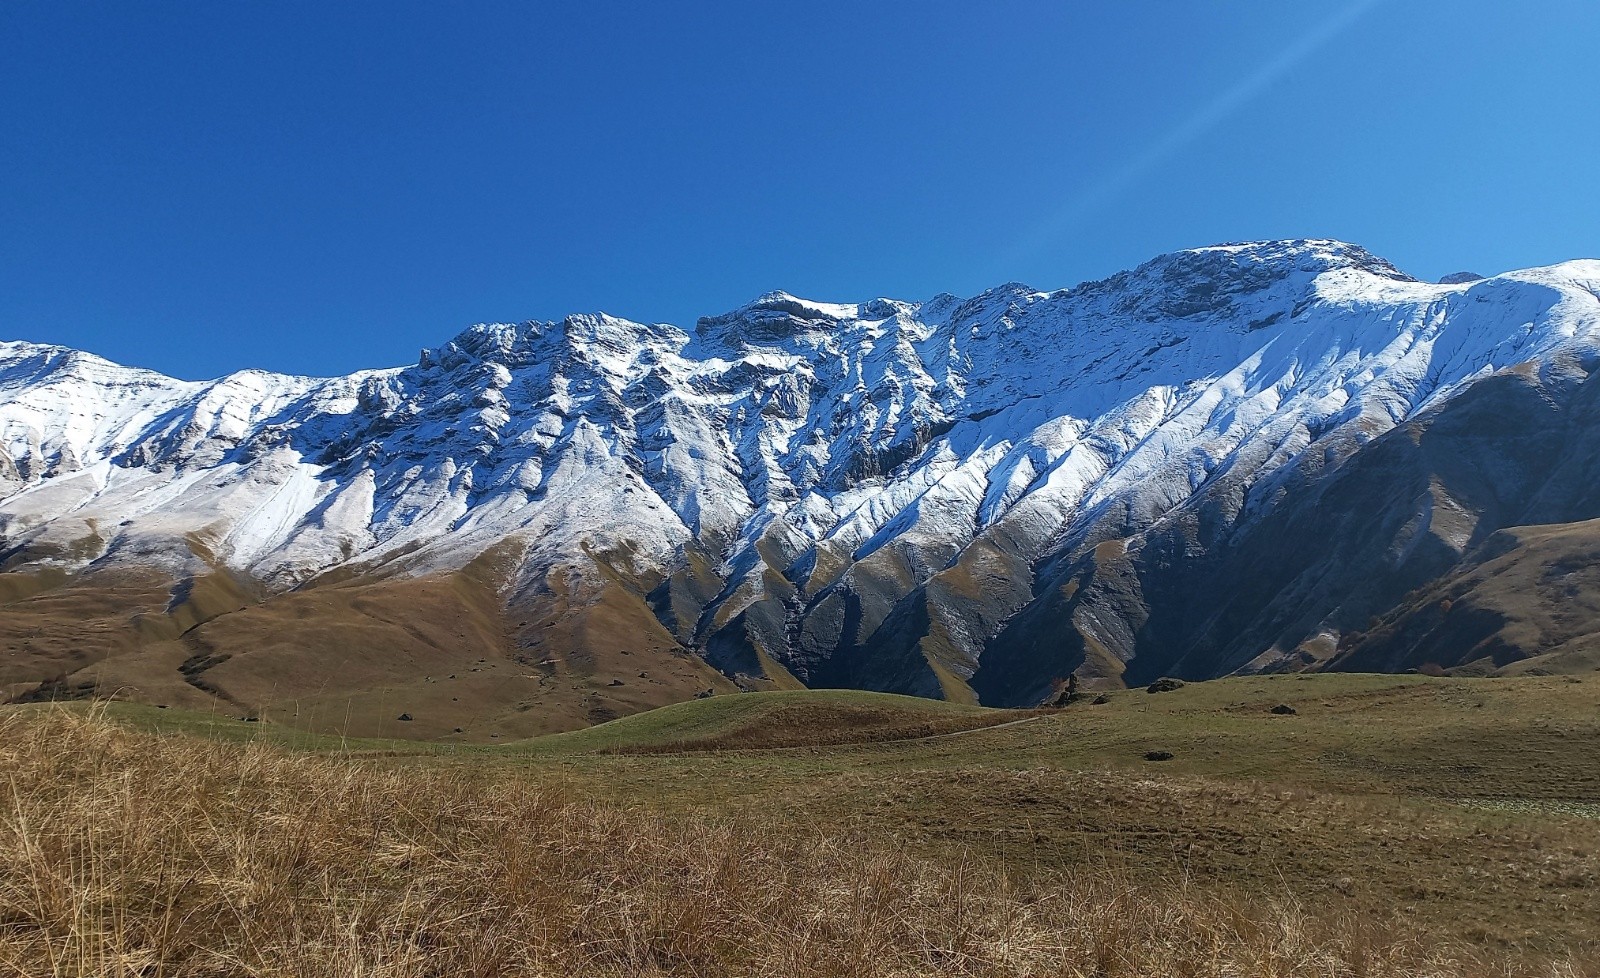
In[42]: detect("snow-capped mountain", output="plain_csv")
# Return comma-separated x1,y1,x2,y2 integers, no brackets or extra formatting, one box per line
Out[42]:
5,239,1600,731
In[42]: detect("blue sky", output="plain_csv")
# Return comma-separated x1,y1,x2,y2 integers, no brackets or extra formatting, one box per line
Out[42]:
3,1,1597,379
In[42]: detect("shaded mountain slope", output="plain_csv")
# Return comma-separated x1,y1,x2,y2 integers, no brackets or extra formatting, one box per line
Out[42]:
4,239,1600,731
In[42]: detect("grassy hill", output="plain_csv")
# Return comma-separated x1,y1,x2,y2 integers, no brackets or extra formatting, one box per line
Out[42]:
71,670,1600,801
20,687,1018,755
6,673,1600,972
515,688,1019,754
484,673,1600,958
0,561,741,742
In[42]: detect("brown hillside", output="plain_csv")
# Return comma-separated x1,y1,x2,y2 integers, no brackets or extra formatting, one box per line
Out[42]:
0,552,735,740
1338,518,1600,674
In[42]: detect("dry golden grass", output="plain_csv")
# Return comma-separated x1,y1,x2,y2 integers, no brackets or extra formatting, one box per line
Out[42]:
1,707,1592,977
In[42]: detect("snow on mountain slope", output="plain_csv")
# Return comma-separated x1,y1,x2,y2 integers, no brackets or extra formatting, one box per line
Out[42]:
4,240,1600,702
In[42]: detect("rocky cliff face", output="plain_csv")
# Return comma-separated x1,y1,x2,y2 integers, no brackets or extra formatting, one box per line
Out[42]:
4,239,1600,732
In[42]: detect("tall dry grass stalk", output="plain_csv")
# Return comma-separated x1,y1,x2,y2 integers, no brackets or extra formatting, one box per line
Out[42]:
0,707,1586,977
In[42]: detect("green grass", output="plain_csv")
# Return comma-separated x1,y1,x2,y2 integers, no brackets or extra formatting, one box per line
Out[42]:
3,700,423,753
15,706,1569,978
453,672,1600,956
22,672,1600,797
6,687,1011,757
508,687,1006,754
11,672,1600,957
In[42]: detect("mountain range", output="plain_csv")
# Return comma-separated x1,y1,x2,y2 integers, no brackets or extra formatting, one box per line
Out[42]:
5,238,1600,738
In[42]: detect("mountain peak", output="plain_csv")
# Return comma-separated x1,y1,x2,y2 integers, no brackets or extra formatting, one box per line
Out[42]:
5,240,1600,720
1055,238,1417,325
1141,239,1417,290
695,291,865,347
1177,238,1415,278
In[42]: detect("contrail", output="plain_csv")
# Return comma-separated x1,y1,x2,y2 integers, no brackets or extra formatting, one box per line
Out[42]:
993,0,1387,276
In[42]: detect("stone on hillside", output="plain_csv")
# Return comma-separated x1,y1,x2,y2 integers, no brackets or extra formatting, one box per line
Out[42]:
1146,678,1185,694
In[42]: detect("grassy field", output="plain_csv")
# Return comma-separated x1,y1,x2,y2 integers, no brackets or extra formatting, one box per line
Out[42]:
511,688,1018,754
5,673,1600,974
38,688,1014,754
474,674,1600,956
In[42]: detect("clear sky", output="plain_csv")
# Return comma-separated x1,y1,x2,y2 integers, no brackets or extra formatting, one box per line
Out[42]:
3,1,1597,380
